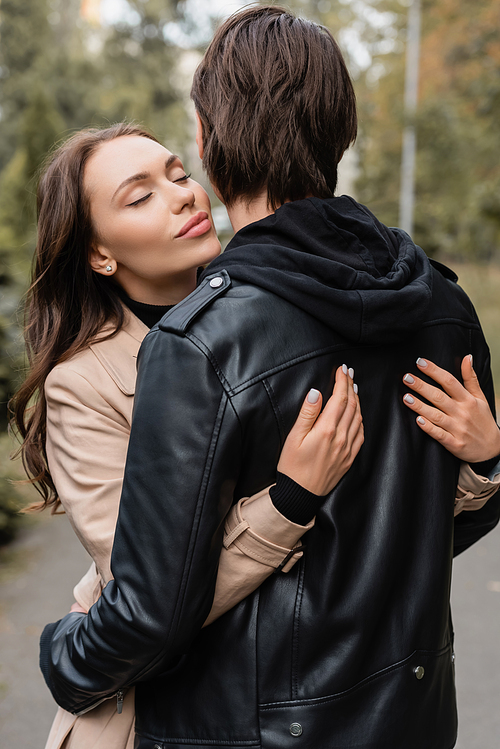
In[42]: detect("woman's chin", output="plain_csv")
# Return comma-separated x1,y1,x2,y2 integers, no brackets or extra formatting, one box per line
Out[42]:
202,240,223,266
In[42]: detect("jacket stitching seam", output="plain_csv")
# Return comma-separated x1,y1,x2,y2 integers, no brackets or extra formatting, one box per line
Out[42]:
261,643,452,709
231,344,354,394
137,735,260,746
170,392,229,635
119,389,231,689
421,318,480,330
291,558,305,699
262,379,285,442
182,333,244,439
186,332,233,393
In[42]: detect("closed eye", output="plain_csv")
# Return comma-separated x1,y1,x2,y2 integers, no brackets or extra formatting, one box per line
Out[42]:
173,173,191,183
127,192,153,207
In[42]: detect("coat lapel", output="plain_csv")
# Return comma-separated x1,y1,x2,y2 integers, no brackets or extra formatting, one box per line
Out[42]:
89,309,149,396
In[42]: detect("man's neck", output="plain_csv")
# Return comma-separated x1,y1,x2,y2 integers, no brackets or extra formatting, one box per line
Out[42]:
225,191,276,234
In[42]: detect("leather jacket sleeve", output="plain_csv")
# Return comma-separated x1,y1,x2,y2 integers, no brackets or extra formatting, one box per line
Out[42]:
40,327,247,715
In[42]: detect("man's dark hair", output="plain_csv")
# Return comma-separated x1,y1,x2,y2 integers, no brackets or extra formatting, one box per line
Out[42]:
191,5,357,209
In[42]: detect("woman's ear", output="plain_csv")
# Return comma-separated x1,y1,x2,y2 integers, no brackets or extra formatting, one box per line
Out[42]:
195,111,204,160
89,245,116,276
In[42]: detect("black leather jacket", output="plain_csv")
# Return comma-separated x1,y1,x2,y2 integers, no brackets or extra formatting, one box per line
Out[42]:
41,199,500,749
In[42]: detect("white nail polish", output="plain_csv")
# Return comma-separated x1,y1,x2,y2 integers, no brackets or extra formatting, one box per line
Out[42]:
342,364,348,375
348,367,354,380
469,354,473,367
403,374,415,384
404,394,415,405
417,416,425,425
353,383,358,395
307,388,320,404
416,358,428,368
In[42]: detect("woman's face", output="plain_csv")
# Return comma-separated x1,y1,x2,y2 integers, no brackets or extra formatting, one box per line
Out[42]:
85,135,221,304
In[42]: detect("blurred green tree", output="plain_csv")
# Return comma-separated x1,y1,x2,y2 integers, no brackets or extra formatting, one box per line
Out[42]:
351,0,500,261
0,0,190,427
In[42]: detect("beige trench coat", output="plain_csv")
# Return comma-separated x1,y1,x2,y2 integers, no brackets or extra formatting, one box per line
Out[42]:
43,309,313,749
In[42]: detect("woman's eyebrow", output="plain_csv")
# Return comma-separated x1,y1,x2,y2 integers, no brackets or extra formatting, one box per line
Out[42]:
112,155,179,202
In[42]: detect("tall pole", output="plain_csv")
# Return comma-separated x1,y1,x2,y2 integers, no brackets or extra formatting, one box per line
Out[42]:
399,0,421,235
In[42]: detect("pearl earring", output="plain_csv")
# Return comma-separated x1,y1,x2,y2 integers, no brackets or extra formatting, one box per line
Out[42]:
106,265,112,272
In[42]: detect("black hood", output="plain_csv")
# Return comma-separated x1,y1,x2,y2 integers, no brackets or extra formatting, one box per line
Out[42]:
201,196,436,345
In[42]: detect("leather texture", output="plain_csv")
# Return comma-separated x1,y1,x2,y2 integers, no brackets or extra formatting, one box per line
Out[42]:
41,213,500,748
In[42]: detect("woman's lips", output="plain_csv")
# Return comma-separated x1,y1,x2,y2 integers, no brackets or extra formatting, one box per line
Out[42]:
176,211,212,239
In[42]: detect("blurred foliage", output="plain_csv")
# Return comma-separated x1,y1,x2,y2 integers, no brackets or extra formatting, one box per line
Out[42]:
0,433,30,546
451,262,500,398
348,0,500,262
0,0,193,428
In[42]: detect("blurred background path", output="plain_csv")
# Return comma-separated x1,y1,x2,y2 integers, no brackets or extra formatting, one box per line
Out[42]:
0,511,499,748
0,513,89,746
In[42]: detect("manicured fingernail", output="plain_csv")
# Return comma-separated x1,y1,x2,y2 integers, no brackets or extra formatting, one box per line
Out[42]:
307,388,320,404
403,394,415,404
416,358,428,368
353,383,358,395
348,367,354,379
417,416,425,425
469,354,473,367
403,374,415,384
342,364,348,375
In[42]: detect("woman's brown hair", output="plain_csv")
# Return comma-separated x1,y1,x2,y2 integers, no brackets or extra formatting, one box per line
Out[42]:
191,5,357,210
11,123,159,511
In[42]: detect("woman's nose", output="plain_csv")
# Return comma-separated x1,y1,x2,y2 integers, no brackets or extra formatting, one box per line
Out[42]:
171,183,195,212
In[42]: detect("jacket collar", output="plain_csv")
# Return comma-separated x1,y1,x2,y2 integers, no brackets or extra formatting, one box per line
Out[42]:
89,307,149,396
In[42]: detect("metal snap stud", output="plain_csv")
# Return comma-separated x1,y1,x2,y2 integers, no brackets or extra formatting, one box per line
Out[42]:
413,665,425,680
289,722,303,737
210,277,223,288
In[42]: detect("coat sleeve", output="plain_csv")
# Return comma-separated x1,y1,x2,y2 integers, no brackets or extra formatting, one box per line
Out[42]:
39,328,257,713
454,461,500,516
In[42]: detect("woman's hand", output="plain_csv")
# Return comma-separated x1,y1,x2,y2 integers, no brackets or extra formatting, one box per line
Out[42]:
277,364,364,496
402,355,500,463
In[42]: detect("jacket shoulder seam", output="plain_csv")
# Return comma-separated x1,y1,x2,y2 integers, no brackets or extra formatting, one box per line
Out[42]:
186,331,233,394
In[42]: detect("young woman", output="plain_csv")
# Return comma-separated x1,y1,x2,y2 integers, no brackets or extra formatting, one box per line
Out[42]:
12,123,363,749
12,123,499,749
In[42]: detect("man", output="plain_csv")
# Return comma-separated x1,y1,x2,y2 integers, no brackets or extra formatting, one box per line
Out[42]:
41,7,500,748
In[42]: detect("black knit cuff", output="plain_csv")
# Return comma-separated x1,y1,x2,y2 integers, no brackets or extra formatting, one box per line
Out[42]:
270,472,324,526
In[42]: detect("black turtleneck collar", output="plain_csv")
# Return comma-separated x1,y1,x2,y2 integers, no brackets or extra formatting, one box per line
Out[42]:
117,288,174,330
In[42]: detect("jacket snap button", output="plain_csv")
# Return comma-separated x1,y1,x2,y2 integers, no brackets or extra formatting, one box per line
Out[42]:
289,722,303,737
153,745,162,749
210,277,223,288
413,665,425,680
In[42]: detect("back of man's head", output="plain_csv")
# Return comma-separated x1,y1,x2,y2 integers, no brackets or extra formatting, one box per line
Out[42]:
191,5,357,210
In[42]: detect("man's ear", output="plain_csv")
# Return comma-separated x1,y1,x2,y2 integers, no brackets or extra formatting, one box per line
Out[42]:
89,244,116,277
195,111,204,160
